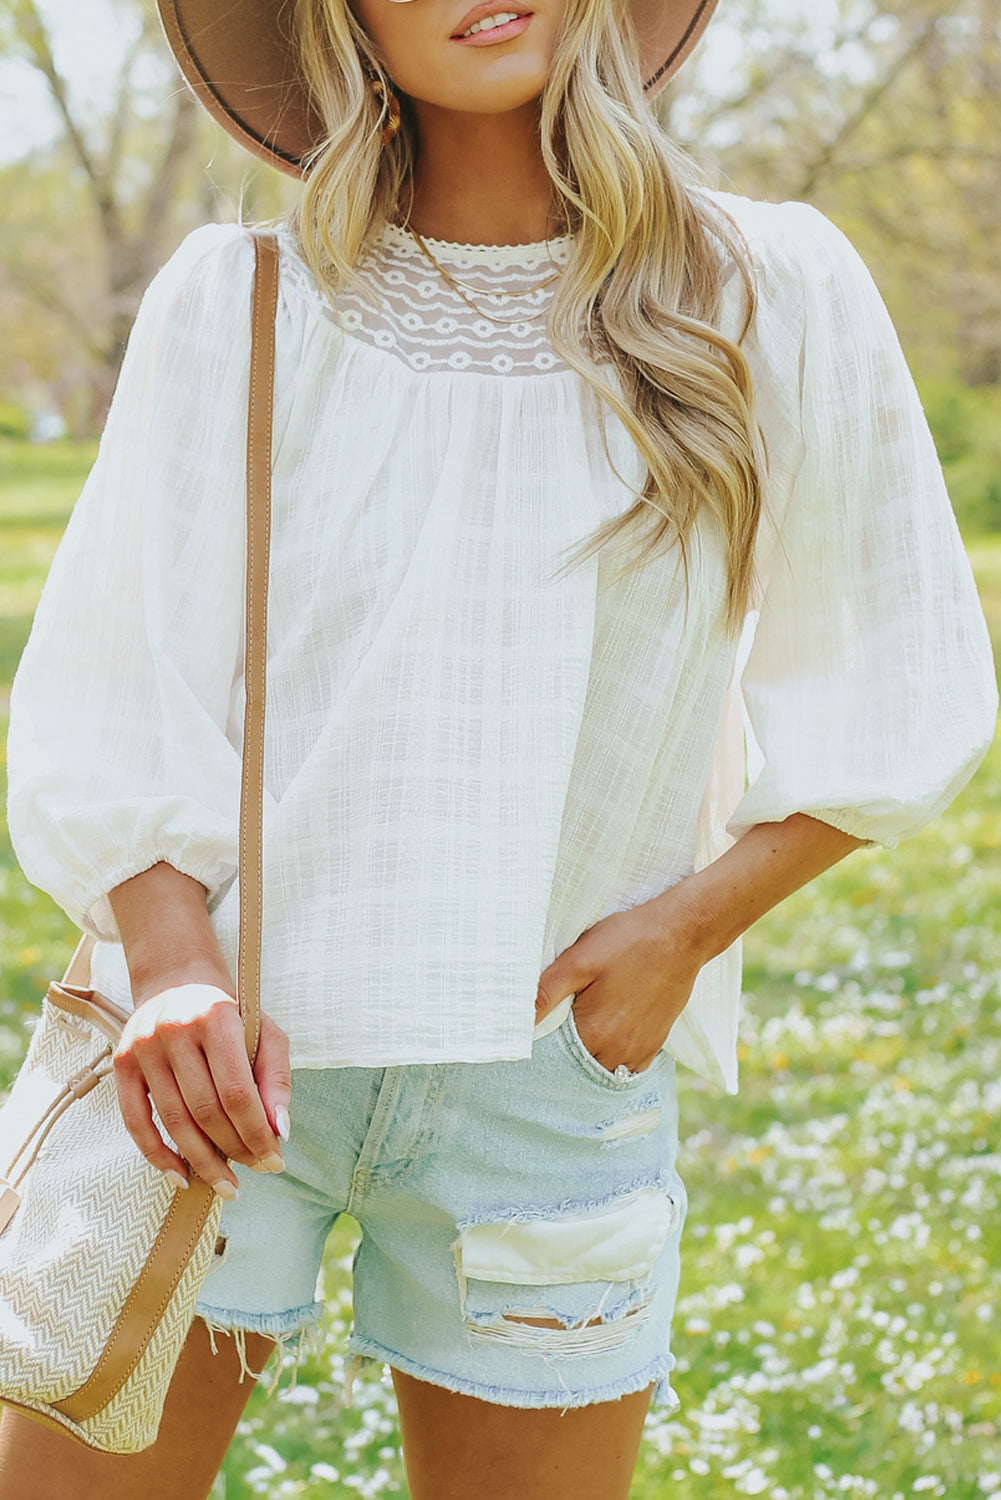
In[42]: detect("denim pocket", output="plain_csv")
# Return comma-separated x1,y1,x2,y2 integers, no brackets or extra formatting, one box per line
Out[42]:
560,1007,669,1090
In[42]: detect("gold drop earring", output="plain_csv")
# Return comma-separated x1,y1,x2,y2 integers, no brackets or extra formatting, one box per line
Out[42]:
369,74,401,145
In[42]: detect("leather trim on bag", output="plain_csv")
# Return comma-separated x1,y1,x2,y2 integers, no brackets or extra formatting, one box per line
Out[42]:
61,933,96,988
53,1179,218,1421
46,982,132,1042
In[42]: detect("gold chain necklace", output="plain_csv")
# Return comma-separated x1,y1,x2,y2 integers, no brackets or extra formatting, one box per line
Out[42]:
403,222,565,326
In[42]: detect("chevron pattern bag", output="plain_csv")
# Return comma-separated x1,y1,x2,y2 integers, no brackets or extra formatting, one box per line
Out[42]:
0,232,279,1454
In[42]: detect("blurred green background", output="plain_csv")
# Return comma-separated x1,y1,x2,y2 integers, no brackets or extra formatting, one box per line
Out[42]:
1,1,999,1495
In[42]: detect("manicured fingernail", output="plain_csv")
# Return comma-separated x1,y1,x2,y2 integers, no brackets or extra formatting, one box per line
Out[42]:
275,1106,291,1143
164,1169,189,1191
214,1181,239,1201
260,1151,284,1174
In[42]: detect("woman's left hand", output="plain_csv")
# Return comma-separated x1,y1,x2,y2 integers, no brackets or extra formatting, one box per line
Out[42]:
536,894,705,1075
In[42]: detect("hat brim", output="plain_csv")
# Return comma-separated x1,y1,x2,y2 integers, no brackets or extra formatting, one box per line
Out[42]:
158,0,717,179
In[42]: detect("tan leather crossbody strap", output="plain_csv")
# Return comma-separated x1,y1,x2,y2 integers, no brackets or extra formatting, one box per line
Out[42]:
237,231,279,1069
28,235,280,1431
57,235,278,1060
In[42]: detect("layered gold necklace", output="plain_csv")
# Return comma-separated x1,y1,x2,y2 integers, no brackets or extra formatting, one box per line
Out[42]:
402,221,567,326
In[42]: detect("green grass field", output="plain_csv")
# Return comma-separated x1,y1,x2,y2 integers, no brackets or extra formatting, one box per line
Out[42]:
1,440,998,1499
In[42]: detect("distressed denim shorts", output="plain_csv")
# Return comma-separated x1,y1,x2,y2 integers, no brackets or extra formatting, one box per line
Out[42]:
194,1009,687,1411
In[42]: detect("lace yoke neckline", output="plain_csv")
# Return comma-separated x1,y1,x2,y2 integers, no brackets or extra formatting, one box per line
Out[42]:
376,220,576,272
280,218,577,378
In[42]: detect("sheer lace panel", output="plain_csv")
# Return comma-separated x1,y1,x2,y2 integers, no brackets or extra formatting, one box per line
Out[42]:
286,221,575,377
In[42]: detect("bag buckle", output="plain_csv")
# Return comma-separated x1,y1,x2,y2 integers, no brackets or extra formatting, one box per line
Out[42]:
0,1180,21,1233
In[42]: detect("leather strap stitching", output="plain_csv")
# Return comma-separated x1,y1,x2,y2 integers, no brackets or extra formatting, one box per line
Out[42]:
238,231,279,1069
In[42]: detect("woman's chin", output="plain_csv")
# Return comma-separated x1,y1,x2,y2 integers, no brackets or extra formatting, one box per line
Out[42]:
405,63,552,115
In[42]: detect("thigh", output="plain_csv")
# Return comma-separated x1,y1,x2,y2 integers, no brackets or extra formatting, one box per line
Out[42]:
0,1318,273,1500
393,1370,653,1500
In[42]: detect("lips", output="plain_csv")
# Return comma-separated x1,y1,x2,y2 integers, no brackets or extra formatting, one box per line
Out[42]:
451,1,533,39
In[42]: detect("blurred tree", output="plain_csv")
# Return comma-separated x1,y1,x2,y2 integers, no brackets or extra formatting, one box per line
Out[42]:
2,0,998,426
0,0,197,422
660,0,1001,385
0,0,295,431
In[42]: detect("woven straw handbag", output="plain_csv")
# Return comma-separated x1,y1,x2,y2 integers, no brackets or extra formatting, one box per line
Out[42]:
0,232,279,1454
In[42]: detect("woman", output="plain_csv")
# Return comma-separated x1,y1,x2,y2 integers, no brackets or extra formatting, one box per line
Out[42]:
1,0,996,1495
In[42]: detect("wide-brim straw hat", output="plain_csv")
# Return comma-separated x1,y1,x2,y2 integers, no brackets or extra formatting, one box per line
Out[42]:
157,0,718,178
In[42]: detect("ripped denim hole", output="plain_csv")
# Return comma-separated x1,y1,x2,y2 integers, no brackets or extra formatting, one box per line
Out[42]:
452,1182,679,1363
465,1282,656,1358
599,1104,662,1146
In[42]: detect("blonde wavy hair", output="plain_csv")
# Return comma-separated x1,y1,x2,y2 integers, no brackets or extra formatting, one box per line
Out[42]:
289,0,762,630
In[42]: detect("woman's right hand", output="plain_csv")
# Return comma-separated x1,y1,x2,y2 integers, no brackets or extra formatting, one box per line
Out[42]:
112,983,292,1199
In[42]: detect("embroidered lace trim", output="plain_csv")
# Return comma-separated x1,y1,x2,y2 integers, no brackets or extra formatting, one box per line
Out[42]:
280,221,576,377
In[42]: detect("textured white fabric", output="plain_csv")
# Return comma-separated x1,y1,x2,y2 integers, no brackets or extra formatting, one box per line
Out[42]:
7,193,997,1091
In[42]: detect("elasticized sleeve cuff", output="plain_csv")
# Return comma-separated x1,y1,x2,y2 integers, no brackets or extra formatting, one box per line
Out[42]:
78,851,239,945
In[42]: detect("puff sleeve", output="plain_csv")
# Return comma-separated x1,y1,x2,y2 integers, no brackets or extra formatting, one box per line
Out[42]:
6,224,258,940
727,203,997,847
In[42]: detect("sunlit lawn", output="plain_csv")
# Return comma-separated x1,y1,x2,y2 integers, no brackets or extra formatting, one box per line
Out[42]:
1,441,998,1499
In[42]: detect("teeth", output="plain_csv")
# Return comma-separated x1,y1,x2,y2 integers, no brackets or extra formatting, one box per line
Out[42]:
461,12,520,36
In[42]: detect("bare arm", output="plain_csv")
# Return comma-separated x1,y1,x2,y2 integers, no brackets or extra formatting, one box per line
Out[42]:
661,814,864,966
110,863,235,1002
536,813,864,1074
109,862,291,1196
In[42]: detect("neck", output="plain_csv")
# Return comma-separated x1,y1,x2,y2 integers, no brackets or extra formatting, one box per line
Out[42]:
401,97,563,245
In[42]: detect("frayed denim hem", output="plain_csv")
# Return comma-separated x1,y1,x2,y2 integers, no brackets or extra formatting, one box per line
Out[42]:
650,1372,682,1412
346,1333,677,1414
195,1299,327,1397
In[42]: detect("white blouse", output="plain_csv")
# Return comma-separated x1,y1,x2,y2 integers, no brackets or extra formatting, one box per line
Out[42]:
7,192,996,1091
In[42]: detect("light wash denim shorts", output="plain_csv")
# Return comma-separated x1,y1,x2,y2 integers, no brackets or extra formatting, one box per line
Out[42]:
194,1009,687,1411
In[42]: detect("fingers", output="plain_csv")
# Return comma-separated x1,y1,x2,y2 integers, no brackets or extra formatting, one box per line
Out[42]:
571,978,682,1075
254,1013,293,1144
113,985,289,1198
139,1057,243,1196
202,1016,285,1171
114,1055,190,1184
574,1008,658,1075
536,946,590,1022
